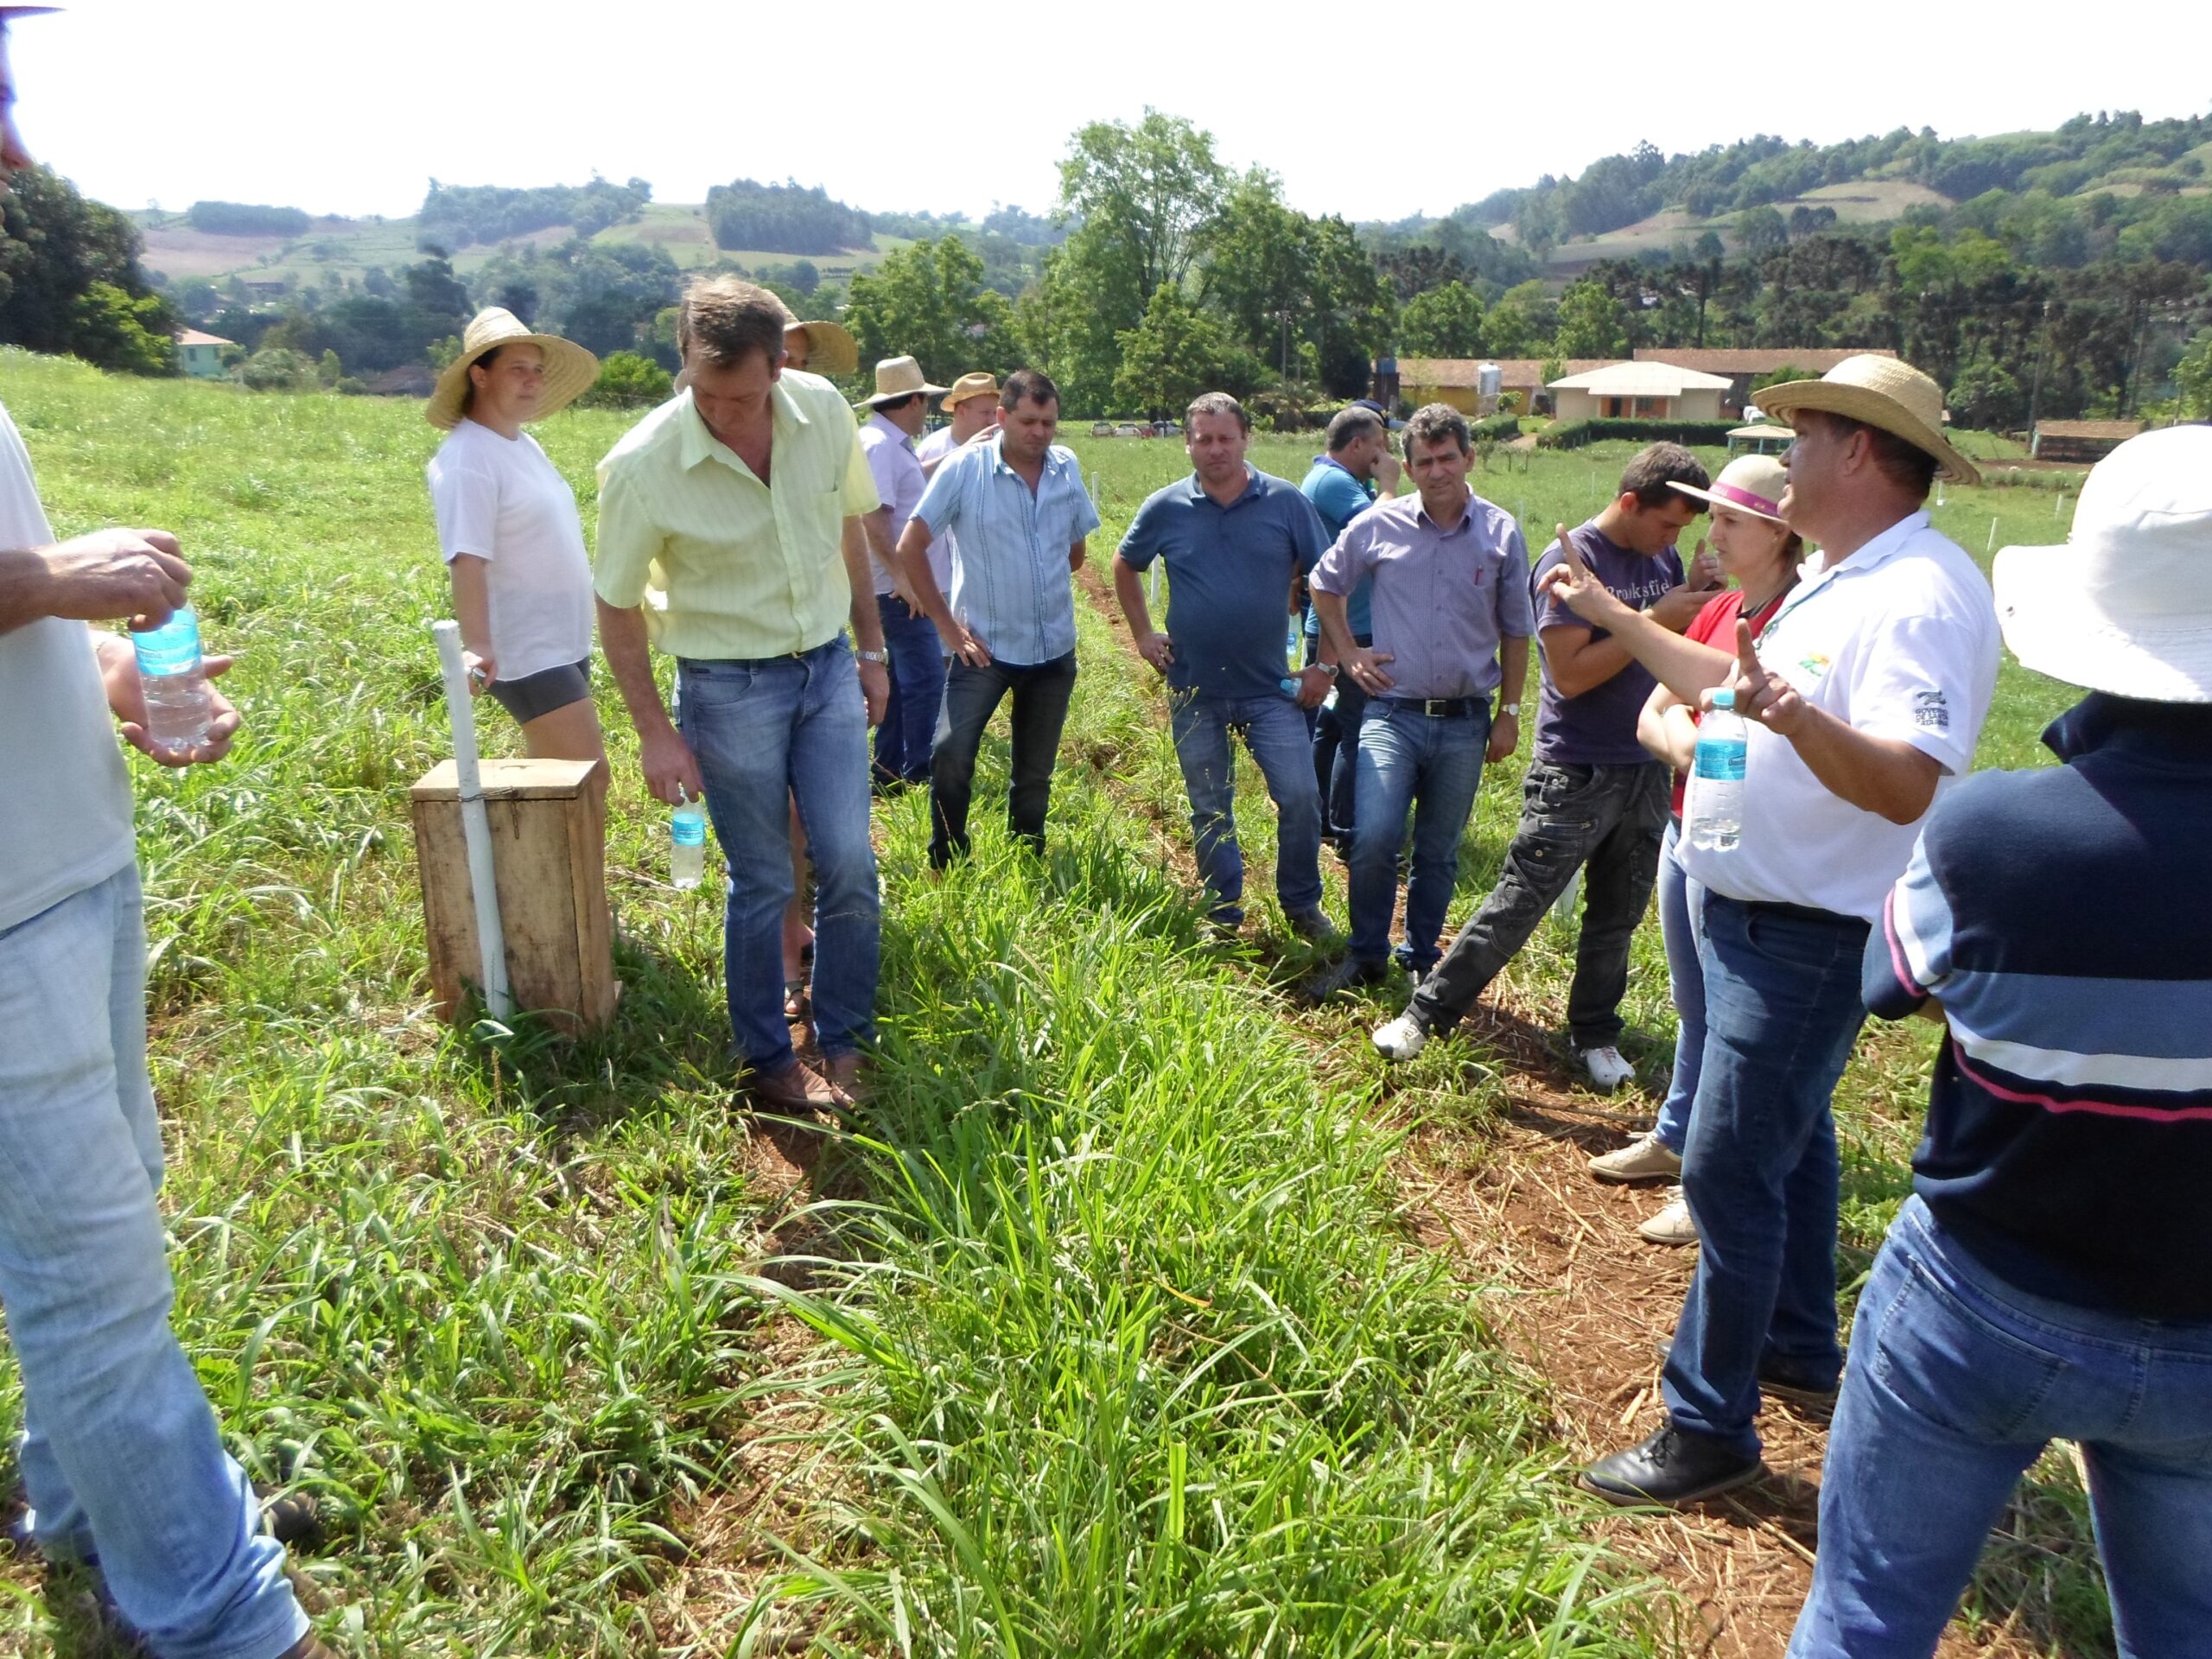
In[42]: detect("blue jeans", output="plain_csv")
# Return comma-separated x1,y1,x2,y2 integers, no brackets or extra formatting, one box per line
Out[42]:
1347,700,1490,972
1791,1197,2212,1659
1411,761,1669,1046
1662,893,1869,1458
1653,818,1706,1154
1308,636,1370,843
927,652,1078,868
0,868,307,1659
1167,690,1325,925
678,640,880,1070
872,594,947,787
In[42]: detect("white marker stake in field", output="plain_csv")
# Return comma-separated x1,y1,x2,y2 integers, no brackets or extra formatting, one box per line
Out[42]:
1987,517,1999,554
432,620,511,1022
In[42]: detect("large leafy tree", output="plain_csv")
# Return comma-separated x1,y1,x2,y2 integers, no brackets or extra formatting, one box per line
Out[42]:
1057,109,1228,313
1551,279,1629,359
1112,286,1259,418
1,165,176,372
1398,281,1487,357
843,237,1020,385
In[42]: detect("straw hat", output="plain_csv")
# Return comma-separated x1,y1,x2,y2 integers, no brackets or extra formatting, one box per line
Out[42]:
425,308,598,431
1753,354,1981,488
1993,425,2212,704
939,372,1001,412
1668,454,1789,524
858,355,948,409
769,297,859,378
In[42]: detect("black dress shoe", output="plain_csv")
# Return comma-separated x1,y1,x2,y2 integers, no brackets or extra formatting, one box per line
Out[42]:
1580,1425,1764,1507
1300,956,1390,1004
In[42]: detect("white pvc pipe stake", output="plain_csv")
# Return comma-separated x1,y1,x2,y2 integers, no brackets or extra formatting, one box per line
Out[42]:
432,620,511,1022
1987,518,1999,553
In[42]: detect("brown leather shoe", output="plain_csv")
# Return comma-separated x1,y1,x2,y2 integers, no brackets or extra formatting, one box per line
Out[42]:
823,1052,868,1106
748,1061,836,1113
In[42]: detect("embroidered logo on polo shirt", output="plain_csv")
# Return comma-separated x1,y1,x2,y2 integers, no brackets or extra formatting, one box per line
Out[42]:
1797,652,1831,679
1914,689,1950,731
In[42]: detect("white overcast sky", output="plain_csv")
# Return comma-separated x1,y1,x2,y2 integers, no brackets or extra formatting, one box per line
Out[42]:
11,1,2212,226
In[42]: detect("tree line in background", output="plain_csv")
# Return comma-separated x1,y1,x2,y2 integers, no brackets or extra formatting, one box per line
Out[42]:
5,106,2210,426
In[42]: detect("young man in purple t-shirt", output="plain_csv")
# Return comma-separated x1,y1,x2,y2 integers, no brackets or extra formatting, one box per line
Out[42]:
1371,444,1719,1090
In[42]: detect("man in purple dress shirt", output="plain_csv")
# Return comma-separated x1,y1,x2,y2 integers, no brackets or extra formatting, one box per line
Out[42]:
1306,404,1534,999
1367,443,1719,1086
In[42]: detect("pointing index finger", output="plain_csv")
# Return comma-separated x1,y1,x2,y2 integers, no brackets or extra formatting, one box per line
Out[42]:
1734,616,1765,681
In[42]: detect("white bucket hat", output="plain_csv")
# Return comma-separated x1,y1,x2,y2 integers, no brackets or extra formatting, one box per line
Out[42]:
1993,425,2212,704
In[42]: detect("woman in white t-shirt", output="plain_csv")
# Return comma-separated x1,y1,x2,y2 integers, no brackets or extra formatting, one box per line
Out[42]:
424,308,602,768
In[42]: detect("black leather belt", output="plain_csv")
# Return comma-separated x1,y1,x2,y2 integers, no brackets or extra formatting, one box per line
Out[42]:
1378,695,1486,718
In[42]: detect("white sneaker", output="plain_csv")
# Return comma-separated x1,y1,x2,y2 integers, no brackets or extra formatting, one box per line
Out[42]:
1587,1129,1682,1184
1638,1189,1700,1247
1372,1011,1428,1061
1575,1044,1637,1094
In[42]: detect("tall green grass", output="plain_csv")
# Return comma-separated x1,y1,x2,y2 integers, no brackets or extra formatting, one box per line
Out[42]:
0,353,2107,1655
0,353,1669,1655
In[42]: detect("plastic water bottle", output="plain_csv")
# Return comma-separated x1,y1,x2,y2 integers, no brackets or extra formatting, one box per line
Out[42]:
1278,676,1300,699
130,607,212,755
671,791,707,889
1689,689,1748,852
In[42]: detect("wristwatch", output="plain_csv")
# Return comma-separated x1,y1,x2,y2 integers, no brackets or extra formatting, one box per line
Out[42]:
1500,701,1522,717
855,649,890,664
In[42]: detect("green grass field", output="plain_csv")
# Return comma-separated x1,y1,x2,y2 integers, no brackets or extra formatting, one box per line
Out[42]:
0,352,2113,1656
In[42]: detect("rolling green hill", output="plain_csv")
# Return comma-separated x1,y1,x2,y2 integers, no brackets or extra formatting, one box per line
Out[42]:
129,202,911,291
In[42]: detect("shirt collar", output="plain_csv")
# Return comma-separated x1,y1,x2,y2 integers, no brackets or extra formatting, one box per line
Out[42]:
676,380,810,474
1818,509,1931,579
1186,465,1262,506
865,409,912,450
986,435,1066,479
1412,486,1478,534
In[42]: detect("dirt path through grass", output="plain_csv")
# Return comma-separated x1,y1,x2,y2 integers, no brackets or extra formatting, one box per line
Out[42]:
1070,567,2062,1659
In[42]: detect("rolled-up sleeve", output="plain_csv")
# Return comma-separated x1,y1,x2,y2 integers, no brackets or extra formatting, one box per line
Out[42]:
1853,613,1982,776
838,413,882,517
1287,493,1328,574
1117,497,1163,570
592,467,657,610
914,447,968,537
1497,523,1536,638
1310,518,1376,597
1065,464,1102,543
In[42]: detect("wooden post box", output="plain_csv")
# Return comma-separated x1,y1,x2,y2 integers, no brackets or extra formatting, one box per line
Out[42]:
410,758,618,1034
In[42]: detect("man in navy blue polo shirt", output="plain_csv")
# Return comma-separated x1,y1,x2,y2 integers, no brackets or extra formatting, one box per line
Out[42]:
1113,392,1334,937
1789,425,2212,1659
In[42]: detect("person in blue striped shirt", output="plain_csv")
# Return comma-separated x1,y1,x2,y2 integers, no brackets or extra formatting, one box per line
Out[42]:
897,369,1099,868
1789,425,2212,1659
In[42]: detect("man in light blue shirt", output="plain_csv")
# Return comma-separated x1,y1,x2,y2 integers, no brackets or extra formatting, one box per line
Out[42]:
899,369,1099,868
1301,404,1400,853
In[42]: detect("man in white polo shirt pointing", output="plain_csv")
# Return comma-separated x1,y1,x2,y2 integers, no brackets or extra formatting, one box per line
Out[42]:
1574,356,2001,1507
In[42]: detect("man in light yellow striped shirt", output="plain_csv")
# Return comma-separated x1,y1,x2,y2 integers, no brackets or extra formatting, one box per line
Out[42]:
595,276,889,1113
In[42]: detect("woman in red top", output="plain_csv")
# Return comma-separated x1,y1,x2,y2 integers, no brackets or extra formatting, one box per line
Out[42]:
1583,455,1802,1244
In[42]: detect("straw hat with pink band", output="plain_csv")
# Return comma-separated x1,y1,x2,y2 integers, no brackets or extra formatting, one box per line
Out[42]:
1666,454,1789,524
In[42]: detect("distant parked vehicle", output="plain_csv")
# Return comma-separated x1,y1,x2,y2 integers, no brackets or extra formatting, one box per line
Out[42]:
1091,422,1116,437
1115,424,1143,438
